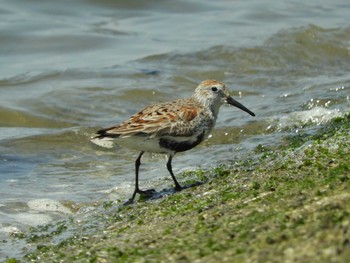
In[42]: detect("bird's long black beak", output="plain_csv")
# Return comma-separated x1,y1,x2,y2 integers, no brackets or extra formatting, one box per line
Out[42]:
226,96,255,116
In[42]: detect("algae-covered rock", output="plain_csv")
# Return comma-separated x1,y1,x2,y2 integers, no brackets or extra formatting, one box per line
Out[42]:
7,114,350,263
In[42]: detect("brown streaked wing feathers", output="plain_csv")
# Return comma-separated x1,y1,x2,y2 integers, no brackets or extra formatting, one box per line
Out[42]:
97,99,201,138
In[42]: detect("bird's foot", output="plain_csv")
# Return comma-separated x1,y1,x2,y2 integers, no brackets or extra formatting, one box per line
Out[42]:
123,189,157,205
187,181,203,187
138,189,157,197
174,185,183,192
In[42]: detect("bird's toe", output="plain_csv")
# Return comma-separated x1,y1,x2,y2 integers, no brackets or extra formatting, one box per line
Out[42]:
139,189,156,197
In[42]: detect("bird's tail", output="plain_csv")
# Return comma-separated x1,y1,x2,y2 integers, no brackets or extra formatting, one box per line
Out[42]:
90,128,120,149
90,136,114,149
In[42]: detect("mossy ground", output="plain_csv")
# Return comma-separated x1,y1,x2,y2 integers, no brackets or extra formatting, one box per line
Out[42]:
7,114,350,263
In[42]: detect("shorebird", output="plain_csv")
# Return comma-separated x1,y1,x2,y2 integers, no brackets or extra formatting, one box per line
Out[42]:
92,80,255,202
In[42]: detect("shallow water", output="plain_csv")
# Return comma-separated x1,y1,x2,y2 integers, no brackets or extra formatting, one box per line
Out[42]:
1,0,350,259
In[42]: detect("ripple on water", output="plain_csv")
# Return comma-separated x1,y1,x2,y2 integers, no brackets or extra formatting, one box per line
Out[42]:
0,1,350,260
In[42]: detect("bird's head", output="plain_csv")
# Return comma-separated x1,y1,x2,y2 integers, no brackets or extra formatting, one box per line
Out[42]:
193,80,255,117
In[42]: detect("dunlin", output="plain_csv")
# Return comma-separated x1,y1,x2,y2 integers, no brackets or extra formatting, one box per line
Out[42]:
92,80,255,202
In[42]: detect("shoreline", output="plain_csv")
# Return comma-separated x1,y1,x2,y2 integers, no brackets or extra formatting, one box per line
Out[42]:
7,113,350,263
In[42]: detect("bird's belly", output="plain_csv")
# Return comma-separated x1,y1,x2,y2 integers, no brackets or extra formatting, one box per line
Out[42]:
159,131,206,153
116,131,206,154
116,137,169,153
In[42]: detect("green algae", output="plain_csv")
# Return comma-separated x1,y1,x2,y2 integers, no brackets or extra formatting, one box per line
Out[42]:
7,114,350,263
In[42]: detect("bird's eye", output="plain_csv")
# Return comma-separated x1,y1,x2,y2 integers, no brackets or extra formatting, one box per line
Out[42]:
211,87,218,92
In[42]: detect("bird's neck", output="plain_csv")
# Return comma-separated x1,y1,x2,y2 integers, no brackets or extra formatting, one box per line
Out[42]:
192,95,222,118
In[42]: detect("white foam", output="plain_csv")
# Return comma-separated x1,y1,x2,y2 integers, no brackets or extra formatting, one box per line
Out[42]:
266,107,343,132
287,107,342,125
27,199,72,214
0,226,22,234
0,211,53,227
11,213,52,226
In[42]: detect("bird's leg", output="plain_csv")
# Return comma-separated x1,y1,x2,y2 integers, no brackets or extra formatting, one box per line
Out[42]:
128,151,155,203
166,154,182,191
131,151,144,201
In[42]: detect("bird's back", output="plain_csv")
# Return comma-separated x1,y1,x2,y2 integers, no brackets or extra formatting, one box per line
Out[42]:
91,96,216,152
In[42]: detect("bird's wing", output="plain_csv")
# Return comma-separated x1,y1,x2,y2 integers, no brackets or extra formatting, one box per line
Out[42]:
96,99,202,138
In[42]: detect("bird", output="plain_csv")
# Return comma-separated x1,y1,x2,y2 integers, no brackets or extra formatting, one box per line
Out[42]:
91,80,255,203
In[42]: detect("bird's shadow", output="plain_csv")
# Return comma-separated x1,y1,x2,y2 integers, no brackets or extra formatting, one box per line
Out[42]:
123,181,204,205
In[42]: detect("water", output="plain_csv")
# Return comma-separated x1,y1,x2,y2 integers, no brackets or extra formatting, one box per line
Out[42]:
1,0,349,259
